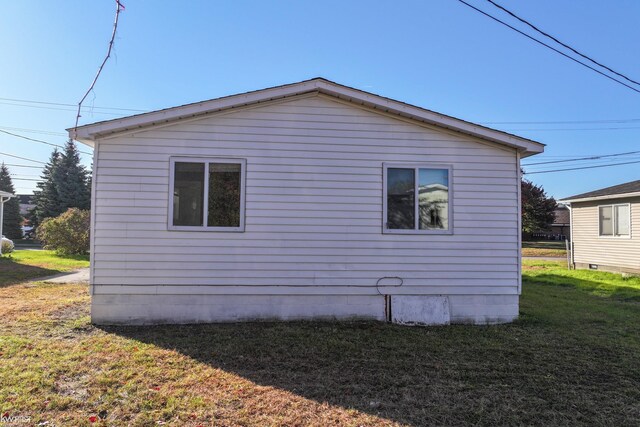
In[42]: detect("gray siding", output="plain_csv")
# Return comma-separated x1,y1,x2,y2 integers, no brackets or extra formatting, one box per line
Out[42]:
571,197,640,271
91,94,520,298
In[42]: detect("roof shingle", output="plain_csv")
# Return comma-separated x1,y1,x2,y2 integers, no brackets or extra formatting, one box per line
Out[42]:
562,179,640,201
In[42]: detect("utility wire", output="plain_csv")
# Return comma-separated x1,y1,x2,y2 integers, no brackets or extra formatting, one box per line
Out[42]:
524,159,640,174
74,0,125,132
11,177,40,182
0,126,67,136
0,97,145,113
0,101,129,116
0,152,46,164
456,0,640,94
1,163,43,169
0,129,93,155
524,150,640,166
480,118,640,125
503,126,640,131
486,0,640,87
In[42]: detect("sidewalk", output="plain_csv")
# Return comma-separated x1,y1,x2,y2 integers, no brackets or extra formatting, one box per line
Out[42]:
34,268,90,284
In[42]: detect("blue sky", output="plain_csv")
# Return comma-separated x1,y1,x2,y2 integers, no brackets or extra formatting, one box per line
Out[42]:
1,0,639,199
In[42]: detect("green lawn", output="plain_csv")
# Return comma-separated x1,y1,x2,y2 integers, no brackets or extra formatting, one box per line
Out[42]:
0,260,638,425
0,250,89,287
522,240,567,257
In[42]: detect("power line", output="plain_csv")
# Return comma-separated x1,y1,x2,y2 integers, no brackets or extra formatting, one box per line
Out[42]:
503,126,640,131
480,118,640,125
0,129,93,156
524,159,640,174
0,97,145,113
455,0,640,94
0,151,46,164
11,177,40,182
74,0,125,131
0,125,66,136
0,101,129,116
523,150,640,166
485,0,640,87
1,163,43,169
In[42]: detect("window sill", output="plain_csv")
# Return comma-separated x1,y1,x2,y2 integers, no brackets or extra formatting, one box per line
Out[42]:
383,228,453,235
168,226,245,232
598,235,631,239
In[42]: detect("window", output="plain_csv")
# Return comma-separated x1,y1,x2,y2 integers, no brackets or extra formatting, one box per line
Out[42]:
599,204,630,237
169,158,246,231
383,164,452,234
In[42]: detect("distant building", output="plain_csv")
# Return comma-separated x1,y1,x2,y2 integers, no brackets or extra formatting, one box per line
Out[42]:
562,180,640,274
17,194,34,217
529,205,570,240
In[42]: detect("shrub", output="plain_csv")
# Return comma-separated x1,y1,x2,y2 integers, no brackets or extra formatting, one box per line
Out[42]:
1,236,14,255
36,208,90,255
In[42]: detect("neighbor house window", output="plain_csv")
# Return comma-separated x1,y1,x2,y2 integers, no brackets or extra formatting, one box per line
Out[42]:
169,157,246,231
383,164,452,234
599,204,630,237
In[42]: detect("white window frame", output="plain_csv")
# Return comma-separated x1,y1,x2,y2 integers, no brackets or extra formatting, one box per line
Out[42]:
598,203,631,238
382,163,453,235
168,157,246,232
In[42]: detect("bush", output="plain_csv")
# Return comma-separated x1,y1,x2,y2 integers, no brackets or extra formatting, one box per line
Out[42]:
1,236,14,255
36,208,90,255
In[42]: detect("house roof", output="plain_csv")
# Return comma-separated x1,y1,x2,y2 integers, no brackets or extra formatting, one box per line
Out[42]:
561,179,640,202
0,190,14,199
17,194,33,204
553,207,570,226
68,78,545,158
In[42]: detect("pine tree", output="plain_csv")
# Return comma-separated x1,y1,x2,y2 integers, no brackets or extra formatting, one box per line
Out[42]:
521,178,557,234
32,149,63,226
0,164,22,239
56,140,90,211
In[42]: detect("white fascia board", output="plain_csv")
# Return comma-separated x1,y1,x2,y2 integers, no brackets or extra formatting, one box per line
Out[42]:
0,190,14,199
68,78,545,156
560,191,640,203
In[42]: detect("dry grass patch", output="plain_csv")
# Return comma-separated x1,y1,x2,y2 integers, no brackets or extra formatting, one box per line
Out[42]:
1,270,639,426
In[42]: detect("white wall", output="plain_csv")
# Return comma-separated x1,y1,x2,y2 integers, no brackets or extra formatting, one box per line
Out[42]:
91,93,520,324
571,197,640,272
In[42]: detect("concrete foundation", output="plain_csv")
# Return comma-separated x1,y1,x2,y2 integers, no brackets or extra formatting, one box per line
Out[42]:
91,294,519,325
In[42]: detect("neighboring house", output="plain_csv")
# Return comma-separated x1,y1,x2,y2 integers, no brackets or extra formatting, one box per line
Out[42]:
562,180,640,274
17,194,34,217
69,78,544,325
530,205,570,240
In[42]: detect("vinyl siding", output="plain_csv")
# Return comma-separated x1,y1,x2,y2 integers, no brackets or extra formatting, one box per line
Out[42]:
571,197,640,271
91,93,520,296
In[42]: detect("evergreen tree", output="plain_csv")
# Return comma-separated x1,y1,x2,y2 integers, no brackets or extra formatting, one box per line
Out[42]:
0,164,22,239
56,140,90,211
32,149,63,226
521,178,557,234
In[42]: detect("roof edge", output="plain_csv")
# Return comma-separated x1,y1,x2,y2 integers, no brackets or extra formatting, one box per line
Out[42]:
561,191,640,203
68,78,545,156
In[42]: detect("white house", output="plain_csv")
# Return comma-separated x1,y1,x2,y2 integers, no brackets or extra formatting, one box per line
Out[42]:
70,78,544,325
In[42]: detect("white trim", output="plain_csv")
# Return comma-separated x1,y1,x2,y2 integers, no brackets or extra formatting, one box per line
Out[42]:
382,162,453,235
516,151,522,294
561,191,640,203
69,78,545,157
168,157,246,232
597,203,631,238
89,142,98,294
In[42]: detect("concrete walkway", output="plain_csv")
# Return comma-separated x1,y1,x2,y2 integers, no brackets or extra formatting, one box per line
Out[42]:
36,268,90,284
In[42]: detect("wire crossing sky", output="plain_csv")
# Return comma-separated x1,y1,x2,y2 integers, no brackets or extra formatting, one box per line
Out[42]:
0,0,638,198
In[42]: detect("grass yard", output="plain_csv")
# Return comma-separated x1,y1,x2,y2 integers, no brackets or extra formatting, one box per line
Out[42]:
522,240,567,257
0,261,639,425
0,250,89,287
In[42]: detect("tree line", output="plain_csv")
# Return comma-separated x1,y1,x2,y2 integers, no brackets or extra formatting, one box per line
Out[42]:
1,140,90,239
